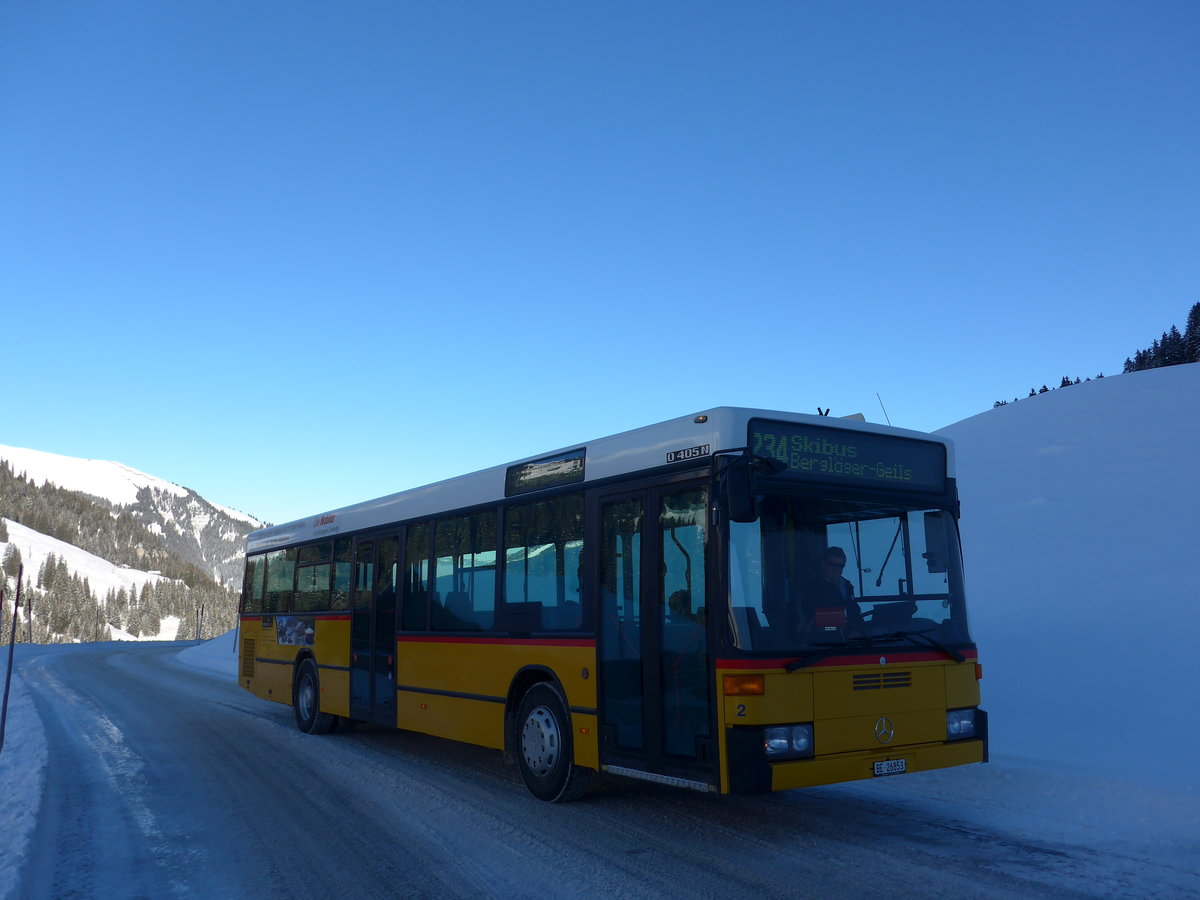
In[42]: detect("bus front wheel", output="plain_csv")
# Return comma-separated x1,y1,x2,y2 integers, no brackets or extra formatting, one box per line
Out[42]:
516,682,592,802
294,659,337,735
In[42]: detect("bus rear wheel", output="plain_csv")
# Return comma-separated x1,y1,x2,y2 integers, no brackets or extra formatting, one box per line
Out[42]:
294,659,337,735
516,683,592,802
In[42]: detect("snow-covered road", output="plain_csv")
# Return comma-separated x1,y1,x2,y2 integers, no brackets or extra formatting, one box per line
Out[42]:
6,640,1197,899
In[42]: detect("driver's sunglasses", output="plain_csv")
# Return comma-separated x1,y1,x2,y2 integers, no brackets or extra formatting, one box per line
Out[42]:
823,560,845,569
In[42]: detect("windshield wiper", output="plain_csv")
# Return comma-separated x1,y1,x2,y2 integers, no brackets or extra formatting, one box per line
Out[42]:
785,629,964,671
785,634,891,671
894,628,966,662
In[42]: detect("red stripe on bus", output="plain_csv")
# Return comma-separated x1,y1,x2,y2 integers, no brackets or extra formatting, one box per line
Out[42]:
239,613,351,621
396,635,596,648
717,649,977,669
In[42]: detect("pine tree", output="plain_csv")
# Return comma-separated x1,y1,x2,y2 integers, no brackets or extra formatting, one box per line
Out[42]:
176,605,195,641
2,543,20,579
48,581,70,635
1185,302,1200,363
127,592,144,637
109,587,129,628
140,582,161,637
37,553,53,589
1161,326,1186,366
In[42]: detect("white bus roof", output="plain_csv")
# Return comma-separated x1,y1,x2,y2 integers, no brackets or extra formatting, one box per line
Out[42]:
246,407,955,553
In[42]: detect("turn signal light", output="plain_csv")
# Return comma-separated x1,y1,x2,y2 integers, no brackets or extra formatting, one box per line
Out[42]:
975,663,983,681
723,674,765,696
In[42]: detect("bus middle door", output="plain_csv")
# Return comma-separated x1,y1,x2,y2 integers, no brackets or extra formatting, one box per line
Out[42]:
596,482,714,788
350,534,399,725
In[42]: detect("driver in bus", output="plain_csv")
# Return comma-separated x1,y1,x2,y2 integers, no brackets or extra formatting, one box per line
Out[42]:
802,546,866,636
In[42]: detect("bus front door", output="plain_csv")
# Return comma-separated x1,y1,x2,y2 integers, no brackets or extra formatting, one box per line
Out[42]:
350,534,399,725
596,483,714,788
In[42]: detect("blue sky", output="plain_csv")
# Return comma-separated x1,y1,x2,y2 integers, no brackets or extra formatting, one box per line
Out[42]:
2,2,1196,525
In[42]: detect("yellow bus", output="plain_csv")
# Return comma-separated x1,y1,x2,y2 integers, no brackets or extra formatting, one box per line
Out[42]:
238,408,986,801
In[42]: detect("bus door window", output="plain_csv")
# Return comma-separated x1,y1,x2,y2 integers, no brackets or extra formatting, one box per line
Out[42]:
599,497,644,751
374,536,399,711
353,542,375,609
659,487,710,759
331,537,353,610
350,540,375,712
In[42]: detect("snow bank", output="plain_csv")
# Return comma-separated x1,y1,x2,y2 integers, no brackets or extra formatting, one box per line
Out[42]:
939,363,1200,788
177,628,238,677
0,672,49,899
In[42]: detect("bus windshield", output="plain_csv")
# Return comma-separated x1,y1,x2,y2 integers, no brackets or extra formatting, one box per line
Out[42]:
727,495,971,653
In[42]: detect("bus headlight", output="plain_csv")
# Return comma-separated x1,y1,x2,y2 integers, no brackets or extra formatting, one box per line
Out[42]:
764,724,814,760
946,708,976,740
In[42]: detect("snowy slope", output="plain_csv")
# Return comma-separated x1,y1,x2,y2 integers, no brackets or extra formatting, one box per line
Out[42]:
0,444,264,589
1,518,166,601
938,362,1199,786
0,445,189,510
0,517,179,641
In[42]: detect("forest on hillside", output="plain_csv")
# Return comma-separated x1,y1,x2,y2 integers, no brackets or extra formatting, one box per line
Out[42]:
0,465,237,644
994,301,1198,407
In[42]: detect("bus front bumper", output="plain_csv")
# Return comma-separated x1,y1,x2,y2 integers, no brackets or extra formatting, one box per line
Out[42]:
726,720,988,794
769,737,987,792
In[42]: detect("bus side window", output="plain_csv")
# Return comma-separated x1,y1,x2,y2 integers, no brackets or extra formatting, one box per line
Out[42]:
432,512,497,631
402,523,431,630
294,542,332,612
503,493,584,631
264,548,297,613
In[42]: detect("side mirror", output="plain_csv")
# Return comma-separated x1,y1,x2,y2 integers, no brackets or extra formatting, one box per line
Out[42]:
721,454,787,523
922,511,949,573
722,456,757,523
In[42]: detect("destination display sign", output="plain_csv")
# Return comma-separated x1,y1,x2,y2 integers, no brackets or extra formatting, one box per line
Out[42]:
749,419,946,493
505,448,586,496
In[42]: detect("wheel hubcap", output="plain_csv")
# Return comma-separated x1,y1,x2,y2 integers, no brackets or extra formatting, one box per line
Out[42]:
299,677,314,720
521,704,559,777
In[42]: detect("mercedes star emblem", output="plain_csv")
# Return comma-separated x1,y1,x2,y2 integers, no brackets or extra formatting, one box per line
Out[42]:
874,716,895,744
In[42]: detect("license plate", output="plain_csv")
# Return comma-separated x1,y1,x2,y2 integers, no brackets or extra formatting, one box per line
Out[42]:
873,759,906,777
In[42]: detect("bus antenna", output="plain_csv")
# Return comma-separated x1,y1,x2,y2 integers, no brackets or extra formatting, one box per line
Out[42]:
876,393,893,426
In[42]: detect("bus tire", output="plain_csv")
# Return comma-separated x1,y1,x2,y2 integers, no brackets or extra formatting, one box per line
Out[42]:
516,683,592,802
294,658,337,735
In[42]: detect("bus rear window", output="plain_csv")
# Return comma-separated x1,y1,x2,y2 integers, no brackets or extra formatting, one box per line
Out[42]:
243,554,266,613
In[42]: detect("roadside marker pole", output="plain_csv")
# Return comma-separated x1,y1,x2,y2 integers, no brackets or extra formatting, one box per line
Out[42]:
0,564,24,756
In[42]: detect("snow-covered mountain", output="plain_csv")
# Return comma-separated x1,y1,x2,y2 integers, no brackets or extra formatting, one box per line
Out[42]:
0,445,262,590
